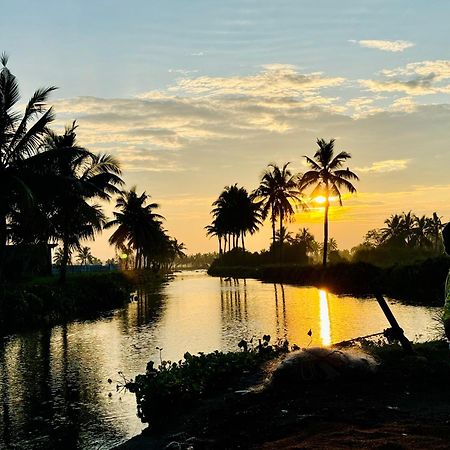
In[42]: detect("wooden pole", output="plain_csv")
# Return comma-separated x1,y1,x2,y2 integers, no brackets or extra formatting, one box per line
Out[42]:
374,292,414,353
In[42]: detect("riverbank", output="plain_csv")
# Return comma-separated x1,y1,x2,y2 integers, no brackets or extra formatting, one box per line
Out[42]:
0,270,164,335
116,340,450,449
208,257,450,305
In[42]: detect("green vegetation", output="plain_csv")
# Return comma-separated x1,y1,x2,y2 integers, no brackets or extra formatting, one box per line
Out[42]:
126,335,289,426
0,272,135,334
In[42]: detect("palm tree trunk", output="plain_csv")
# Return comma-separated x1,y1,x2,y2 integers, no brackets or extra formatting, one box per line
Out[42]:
241,232,245,252
323,198,330,267
218,237,222,255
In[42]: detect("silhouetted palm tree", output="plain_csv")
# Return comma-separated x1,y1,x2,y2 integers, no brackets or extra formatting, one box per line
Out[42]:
301,139,358,266
105,187,165,269
413,215,432,248
294,227,316,254
209,184,262,252
43,123,123,281
427,212,443,251
0,54,56,276
253,163,304,249
76,246,93,265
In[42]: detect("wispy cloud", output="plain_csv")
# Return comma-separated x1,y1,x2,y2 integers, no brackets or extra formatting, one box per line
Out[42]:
168,69,199,75
356,159,409,173
350,39,414,52
166,64,345,98
360,59,450,95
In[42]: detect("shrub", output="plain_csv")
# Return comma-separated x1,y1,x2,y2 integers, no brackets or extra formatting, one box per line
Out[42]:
126,337,289,426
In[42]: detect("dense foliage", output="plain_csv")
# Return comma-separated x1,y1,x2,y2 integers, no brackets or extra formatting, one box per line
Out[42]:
126,336,289,426
0,272,133,334
0,56,184,281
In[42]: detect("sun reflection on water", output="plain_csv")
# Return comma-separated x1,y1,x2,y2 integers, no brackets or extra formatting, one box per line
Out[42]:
319,289,331,345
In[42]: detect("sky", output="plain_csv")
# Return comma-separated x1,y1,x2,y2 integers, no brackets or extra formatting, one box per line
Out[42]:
2,0,450,258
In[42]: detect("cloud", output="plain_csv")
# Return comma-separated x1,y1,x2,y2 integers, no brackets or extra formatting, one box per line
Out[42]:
164,64,345,98
382,60,450,81
350,39,414,52
360,60,450,95
356,159,409,173
168,69,199,75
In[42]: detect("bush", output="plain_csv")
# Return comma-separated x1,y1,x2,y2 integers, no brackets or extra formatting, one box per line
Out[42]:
0,271,139,334
126,336,289,426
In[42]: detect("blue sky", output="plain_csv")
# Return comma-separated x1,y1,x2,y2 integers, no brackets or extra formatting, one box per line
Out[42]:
2,1,450,256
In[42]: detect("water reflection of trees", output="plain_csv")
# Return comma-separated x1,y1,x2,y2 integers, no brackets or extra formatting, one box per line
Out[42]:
0,323,127,449
274,283,288,340
219,278,289,342
116,286,167,332
220,278,248,322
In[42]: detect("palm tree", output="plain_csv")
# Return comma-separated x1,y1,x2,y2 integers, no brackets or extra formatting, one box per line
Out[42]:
0,54,56,277
43,123,123,282
427,212,443,252
413,215,432,248
205,222,224,254
294,227,316,254
253,163,304,249
208,184,262,252
105,187,166,269
53,247,72,266
301,139,359,266
76,246,93,265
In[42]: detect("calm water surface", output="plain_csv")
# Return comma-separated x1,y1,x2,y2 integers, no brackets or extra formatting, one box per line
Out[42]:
0,271,441,449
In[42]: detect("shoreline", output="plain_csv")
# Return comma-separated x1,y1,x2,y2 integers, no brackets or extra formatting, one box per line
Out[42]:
207,257,450,306
0,270,165,336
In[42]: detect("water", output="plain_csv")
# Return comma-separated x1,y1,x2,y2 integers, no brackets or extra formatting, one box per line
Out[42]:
0,271,442,449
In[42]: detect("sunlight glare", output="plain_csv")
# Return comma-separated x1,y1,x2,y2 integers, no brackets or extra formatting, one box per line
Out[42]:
319,289,331,346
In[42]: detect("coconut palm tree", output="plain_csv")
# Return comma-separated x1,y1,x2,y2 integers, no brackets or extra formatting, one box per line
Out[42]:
105,187,165,269
301,139,359,266
253,163,304,249
427,212,443,252
208,184,262,252
42,123,123,282
294,227,317,254
76,246,93,265
0,54,56,277
413,215,432,248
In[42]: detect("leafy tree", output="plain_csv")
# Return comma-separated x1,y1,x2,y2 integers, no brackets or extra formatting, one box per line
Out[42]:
301,139,358,266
